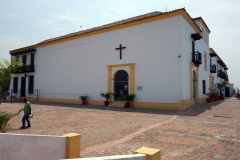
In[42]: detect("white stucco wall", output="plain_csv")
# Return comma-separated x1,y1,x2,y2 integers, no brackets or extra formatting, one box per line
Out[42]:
181,16,214,101
60,154,146,160
0,133,66,160
10,15,183,103
181,16,195,100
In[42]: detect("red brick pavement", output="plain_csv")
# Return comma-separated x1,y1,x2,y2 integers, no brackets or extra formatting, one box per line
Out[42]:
1,97,240,159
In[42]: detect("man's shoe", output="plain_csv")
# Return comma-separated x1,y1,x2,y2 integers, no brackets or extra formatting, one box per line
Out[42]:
27,126,31,128
20,126,26,129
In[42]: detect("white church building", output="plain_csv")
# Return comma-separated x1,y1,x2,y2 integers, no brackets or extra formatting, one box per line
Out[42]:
9,8,230,110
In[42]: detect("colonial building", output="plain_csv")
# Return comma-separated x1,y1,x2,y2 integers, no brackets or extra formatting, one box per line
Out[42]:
9,8,230,110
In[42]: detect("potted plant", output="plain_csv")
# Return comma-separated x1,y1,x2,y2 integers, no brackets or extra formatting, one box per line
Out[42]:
212,90,217,101
208,89,216,102
125,94,136,108
205,92,211,103
100,92,114,106
212,92,216,101
217,81,227,100
79,95,89,105
236,87,240,99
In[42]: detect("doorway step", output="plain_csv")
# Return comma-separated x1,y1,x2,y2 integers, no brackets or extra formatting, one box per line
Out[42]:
108,102,125,108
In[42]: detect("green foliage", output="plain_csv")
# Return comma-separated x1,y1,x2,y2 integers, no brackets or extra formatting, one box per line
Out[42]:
208,89,216,97
100,92,114,101
208,89,219,97
236,87,240,95
217,80,228,96
79,95,89,102
0,111,19,133
126,94,137,103
0,58,22,98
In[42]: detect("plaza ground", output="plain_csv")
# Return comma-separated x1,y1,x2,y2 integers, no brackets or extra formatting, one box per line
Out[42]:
1,97,240,160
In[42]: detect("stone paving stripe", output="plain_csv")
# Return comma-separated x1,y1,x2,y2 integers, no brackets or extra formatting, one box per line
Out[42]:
82,115,179,154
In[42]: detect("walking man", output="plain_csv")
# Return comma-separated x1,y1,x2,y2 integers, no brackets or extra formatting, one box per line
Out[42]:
19,98,31,129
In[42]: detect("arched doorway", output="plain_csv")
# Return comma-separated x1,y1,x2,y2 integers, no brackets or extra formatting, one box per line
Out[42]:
193,71,197,103
114,70,129,101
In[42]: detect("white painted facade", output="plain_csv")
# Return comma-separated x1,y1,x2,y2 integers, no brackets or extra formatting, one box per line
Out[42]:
10,10,229,108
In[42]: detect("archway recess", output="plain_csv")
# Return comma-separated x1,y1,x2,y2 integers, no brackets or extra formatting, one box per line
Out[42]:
114,70,129,101
190,62,199,102
107,63,135,102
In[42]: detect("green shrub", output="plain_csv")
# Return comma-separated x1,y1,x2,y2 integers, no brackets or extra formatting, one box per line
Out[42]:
100,92,114,101
0,111,19,133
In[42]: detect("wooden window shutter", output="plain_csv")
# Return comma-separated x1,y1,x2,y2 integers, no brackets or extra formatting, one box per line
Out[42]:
13,77,18,93
22,55,27,64
31,53,34,66
28,76,34,94
203,80,206,94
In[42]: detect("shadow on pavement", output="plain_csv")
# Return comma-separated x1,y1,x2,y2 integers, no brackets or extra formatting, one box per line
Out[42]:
2,98,232,117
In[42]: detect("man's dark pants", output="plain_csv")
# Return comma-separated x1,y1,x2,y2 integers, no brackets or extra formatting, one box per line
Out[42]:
22,113,30,127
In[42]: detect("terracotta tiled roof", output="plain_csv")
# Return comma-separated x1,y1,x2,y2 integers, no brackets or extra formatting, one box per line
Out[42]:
210,48,227,67
38,8,188,45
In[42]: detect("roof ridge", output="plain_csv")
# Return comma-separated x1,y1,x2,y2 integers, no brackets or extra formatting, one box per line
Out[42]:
37,8,186,45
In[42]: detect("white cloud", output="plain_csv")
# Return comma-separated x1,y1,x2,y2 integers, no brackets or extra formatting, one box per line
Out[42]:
108,2,139,14
0,35,29,59
0,35,29,50
6,14,18,18
40,19,52,25
52,11,88,23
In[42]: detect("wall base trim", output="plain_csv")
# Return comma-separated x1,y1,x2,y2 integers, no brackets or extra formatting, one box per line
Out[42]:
198,98,207,103
132,100,194,110
12,98,194,110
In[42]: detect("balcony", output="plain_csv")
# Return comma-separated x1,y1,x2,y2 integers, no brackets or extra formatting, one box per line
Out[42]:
217,70,222,78
218,70,226,79
192,51,202,66
12,65,35,74
221,72,226,79
210,64,216,73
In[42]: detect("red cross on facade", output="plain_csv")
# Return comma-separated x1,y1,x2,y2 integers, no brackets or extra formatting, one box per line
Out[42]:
115,44,126,60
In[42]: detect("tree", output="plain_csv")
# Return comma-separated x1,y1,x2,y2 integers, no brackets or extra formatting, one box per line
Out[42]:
0,58,22,99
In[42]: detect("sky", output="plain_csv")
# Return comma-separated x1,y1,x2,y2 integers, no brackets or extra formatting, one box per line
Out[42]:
0,0,239,88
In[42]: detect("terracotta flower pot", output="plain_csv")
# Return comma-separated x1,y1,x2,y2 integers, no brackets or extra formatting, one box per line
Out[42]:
2,98,6,100
219,96,224,100
125,102,130,108
104,101,109,106
206,98,211,103
214,96,217,101
211,98,214,102
82,101,87,105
